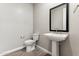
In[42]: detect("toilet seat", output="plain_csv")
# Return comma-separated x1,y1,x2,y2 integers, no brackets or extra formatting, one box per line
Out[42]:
24,40,35,46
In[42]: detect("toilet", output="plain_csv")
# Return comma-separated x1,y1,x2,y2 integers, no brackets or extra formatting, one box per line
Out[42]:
24,33,39,52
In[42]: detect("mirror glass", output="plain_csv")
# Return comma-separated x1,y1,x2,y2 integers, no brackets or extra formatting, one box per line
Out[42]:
50,3,69,32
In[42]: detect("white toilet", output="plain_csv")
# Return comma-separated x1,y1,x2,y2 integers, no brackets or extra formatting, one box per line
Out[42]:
24,33,39,52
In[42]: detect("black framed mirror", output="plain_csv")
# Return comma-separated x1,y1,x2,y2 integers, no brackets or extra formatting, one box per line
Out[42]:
49,3,69,32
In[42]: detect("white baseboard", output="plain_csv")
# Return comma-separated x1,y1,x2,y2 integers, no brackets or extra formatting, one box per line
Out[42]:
0,46,25,56
0,45,52,56
36,45,52,55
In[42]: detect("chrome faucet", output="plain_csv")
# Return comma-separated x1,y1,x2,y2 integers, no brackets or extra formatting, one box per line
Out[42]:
54,27,58,32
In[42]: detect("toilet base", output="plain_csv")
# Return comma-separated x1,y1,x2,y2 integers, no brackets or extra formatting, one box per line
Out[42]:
26,45,35,52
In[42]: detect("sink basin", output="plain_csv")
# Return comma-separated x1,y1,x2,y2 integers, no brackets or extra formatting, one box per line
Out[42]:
44,32,68,41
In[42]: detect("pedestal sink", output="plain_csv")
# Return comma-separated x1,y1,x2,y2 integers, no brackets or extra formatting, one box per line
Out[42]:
43,32,68,56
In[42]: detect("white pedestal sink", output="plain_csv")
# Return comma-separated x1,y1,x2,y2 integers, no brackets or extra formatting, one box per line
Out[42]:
43,32,68,56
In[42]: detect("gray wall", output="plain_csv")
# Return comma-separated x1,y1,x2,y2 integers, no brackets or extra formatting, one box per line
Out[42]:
33,3,61,52
0,3,33,53
33,3,79,56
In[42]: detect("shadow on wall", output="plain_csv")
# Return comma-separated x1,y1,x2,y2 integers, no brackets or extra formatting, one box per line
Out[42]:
37,34,52,52
59,36,73,56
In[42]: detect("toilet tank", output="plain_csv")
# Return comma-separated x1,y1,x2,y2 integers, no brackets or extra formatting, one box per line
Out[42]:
33,33,39,41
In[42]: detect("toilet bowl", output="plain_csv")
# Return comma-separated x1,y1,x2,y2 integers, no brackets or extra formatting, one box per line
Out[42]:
24,33,39,52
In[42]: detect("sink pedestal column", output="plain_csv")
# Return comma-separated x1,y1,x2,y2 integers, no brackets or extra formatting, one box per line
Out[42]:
52,41,59,56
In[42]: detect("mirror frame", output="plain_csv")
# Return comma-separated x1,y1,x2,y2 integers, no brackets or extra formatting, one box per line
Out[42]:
49,3,69,32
